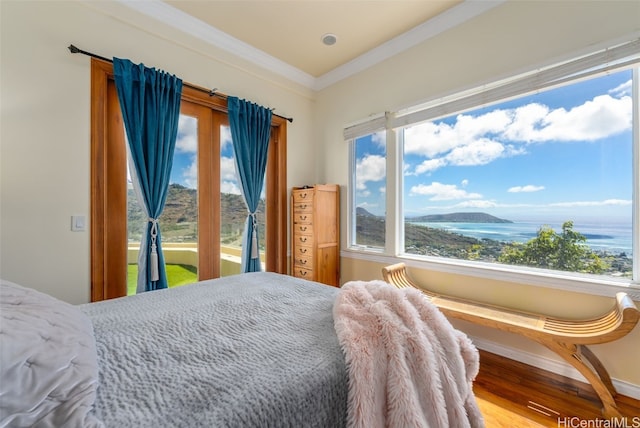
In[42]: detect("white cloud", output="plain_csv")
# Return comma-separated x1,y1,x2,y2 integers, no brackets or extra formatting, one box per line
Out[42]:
403,91,631,174
358,185,385,198
404,110,511,158
221,180,241,195
219,156,242,195
356,154,385,190
455,200,498,209
404,122,458,159
461,179,469,187
176,115,198,153
371,130,386,148
221,156,238,182
609,79,632,97
508,185,545,193
445,138,507,166
409,182,482,201
221,126,232,150
357,202,379,209
549,199,631,208
501,103,550,143
414,158,447,175
507,94,631,143
411,140,525,175
182,156,198,189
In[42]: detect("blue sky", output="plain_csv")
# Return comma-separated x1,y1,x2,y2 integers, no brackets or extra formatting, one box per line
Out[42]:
355,69,633,224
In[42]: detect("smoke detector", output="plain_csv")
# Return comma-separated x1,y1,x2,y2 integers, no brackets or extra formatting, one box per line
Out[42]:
321,33,338,46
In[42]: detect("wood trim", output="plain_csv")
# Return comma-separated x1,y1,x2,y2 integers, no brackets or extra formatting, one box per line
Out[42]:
180,85,228,112
266,117,288,274
105,81,128,300
90,59,128,301
180,102,219,280
209,111,223,279
90,59,108,302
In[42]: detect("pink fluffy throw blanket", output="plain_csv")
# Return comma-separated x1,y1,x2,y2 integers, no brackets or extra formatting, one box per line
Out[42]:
334,280,484,428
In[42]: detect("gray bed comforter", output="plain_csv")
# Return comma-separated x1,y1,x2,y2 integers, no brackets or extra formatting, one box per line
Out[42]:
80,272,347,428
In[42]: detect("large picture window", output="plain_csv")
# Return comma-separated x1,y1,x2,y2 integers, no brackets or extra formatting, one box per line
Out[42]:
349,40,639,288
402,69,633,279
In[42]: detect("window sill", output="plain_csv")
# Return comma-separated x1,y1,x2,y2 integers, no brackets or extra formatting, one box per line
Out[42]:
341,248,640,300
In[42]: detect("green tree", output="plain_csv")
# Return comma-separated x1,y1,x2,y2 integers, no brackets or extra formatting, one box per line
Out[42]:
498,221,608,274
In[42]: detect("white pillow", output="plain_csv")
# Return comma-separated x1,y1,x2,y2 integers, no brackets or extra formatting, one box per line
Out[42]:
0,280,103,428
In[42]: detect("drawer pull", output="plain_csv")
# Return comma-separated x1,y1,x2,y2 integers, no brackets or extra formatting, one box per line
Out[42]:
299,259,307,265
299,226,307,232
299,237,307,243
299,215,307,221
300,204,307,209
299,270,307,276
301,192,308,198
300,248,307,254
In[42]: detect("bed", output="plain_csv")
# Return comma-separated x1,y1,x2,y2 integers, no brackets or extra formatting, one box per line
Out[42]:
1,272,483,428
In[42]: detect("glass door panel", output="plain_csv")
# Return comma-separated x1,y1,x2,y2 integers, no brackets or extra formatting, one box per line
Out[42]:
126,114,199,294
220,124,266,276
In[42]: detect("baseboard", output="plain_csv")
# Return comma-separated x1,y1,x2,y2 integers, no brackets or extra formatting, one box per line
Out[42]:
469,335,640,400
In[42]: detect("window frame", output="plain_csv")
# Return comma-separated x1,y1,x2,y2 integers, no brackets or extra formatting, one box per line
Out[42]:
346,45,640,300
90,58,287,301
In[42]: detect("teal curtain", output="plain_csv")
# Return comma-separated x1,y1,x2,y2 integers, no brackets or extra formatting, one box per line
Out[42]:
228,97,272,273
113,57,183,292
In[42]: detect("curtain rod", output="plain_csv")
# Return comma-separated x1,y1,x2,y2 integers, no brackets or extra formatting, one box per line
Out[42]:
68,44,293,123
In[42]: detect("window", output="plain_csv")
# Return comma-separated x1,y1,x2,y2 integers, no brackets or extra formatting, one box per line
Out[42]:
349,40,640,287
402,69,633,279
91,59,287,301
350,131,386,249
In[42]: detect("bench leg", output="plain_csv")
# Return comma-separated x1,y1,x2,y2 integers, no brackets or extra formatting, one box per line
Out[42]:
543,341,621,419
579,345,617,398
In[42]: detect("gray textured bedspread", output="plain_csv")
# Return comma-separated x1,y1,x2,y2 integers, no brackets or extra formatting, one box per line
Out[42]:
80,272,347,428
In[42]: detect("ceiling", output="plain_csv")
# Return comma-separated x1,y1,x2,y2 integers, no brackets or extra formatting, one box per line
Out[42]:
165,0,463,77
120,0,503,89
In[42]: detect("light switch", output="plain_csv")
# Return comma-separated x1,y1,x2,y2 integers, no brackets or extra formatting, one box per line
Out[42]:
71,215,86,232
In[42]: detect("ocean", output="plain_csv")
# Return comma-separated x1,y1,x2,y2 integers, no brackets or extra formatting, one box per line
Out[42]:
409,220,633,255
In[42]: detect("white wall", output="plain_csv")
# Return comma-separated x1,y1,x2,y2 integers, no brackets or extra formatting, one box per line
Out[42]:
0,0,317,303
314,1,640,389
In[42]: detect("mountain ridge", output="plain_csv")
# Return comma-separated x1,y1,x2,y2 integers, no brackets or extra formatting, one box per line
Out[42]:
409,212,512,223
356,207,512,223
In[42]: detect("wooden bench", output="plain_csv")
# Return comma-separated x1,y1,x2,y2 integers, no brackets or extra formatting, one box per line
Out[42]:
382,262,640,419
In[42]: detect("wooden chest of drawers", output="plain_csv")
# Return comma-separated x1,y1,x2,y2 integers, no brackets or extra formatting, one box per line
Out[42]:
291,184,340,286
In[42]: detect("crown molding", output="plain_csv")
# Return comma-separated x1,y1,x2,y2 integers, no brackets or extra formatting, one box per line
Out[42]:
117,0,316,88
117,0,504,91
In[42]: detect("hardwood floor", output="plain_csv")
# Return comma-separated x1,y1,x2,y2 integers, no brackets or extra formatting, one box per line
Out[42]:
474,350,640,427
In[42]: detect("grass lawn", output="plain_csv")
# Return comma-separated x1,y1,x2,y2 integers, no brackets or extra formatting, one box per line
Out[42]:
127,264,198,295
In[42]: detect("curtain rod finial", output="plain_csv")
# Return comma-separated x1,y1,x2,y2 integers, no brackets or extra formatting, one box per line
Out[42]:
68,44,80,54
